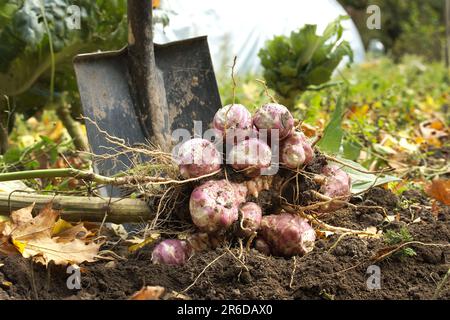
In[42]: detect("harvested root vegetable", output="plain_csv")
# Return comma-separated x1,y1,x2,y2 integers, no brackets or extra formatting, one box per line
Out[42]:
213,104,253,141
189,180,240,233
320,164,351,198
254,237,271,255
239,202,262,236
253,103,294,140
281,131,314,168
228,138,272,177
260,213,316,257
151,239,192,265
175,138,221,179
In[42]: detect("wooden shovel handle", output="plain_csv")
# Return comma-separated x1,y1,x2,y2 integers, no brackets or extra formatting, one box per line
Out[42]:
127,0,170,151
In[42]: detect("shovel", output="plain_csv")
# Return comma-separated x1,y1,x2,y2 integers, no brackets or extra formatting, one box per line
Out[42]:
73,0,221,193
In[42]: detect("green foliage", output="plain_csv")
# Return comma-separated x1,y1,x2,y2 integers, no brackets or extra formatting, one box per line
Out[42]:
338,0,446,61
383,227,417,259
0,0,128,121
316,93,346,154
258,16,353,107
384,227,414,245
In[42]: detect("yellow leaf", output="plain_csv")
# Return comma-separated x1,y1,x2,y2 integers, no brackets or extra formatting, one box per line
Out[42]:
128,234,160,253
52,219,75,236
12,239,27,254
48,121,65,141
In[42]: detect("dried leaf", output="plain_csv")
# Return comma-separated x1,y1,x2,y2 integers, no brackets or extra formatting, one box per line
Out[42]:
128,234,160,253
10,203,35,226
0,202,101,266
12,237,100,265
52,218,75,235
54,224,89,243
425,179,450,206
130,286,165,300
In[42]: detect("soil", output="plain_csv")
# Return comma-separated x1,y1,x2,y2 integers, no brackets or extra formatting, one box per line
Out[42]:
1,186,449,300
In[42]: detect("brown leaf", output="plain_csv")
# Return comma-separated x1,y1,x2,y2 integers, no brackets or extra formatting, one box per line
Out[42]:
12,202,59,240
425,179,450,206
54,224,89,242
130,286,165,300
13,237,100,266
10,203,34,226
1,202,101,266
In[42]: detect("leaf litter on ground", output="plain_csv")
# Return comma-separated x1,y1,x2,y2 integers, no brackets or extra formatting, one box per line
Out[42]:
0,202,101,266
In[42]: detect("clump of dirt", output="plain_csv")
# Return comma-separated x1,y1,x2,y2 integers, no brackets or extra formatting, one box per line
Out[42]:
1,187,449,300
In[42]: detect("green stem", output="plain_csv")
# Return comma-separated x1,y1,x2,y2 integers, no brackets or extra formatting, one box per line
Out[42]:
39,0,55,102
0,168,114,184
0,168,173,186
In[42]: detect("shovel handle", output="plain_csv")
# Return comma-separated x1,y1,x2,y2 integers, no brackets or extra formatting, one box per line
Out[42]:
127,0,154,55
127,0,170,151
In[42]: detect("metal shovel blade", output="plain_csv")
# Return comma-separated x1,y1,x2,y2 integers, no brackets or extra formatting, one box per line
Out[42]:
73,36,221,178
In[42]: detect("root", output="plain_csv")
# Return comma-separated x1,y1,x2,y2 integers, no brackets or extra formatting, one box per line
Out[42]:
182,252,226,293
289,256,297,289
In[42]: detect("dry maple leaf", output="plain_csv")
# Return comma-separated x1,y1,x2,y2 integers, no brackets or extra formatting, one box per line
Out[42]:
0,202,101,266
425,179,450,206
13,237,100,266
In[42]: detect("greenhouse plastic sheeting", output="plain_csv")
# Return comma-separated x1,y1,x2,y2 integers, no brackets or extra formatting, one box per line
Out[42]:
153,0,366,75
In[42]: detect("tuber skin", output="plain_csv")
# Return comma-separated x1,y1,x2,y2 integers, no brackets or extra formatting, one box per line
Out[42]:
320,164,351,198
213,104,254,142
189,179,241,233
280,131,314,168
176,138,221,179
260,213,316,257
213,104,252,132
254,237,271,255
253,103,294,140
228,138,272,177
151,239,192,265
239,202,262,237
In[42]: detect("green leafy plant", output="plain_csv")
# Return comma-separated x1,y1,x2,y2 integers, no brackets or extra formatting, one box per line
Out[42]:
383,227,417,259
258,16,353,108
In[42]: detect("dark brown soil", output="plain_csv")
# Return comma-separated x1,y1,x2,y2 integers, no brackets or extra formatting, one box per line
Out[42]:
1,187,449,300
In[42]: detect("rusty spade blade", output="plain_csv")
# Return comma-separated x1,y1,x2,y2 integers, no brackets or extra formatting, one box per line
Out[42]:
73,0,221,189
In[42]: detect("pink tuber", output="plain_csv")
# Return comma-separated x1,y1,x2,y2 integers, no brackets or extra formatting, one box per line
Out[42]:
259,213,316,257
189,179,241,233
253,103,294,140
228,138,272,177
280,131,314,168
239,202,263,236
213,104,254,142
151,239,192,265
175,138,221,179
320,164,351,198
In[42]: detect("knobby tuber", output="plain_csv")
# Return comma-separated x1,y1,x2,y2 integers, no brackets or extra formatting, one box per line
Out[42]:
228,138,272,177
151,239,192,265
189,179,241,233
239,202,263,237
175,138,221,178
164,102,354,260
280,131,314,168
252,103,294,140
260,213,316,257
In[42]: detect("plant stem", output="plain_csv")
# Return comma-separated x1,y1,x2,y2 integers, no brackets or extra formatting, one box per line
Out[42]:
55,101,89,151
0,168,113,184
0,168,186,186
